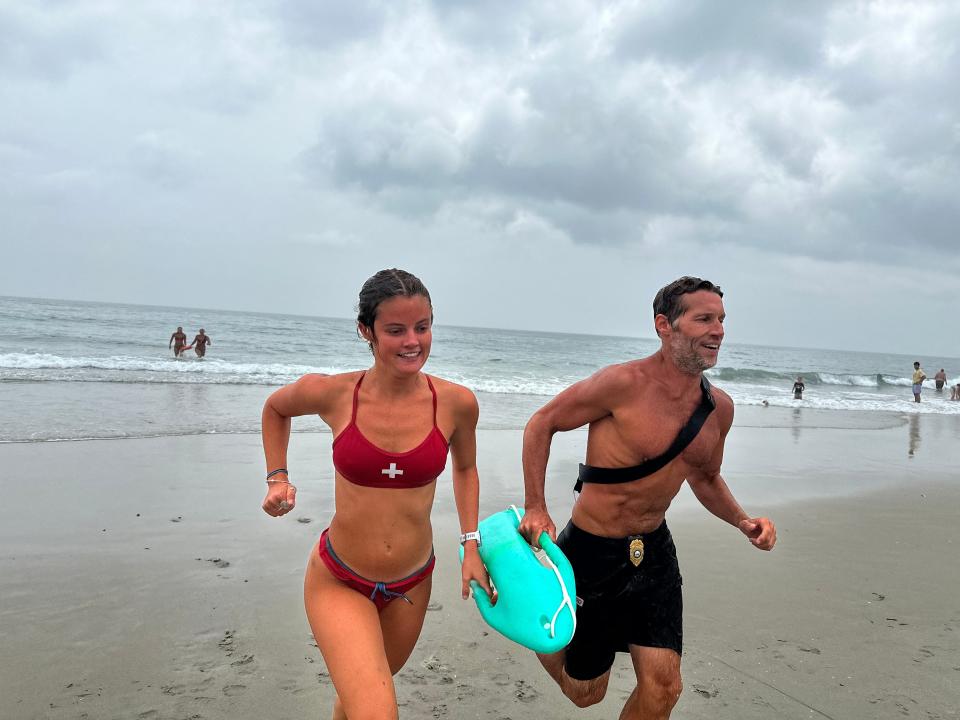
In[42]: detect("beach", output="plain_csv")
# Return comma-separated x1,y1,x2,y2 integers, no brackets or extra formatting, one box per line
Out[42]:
2,406,958,720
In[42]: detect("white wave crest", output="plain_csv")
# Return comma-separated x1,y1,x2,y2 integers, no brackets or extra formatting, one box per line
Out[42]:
817,373,879,387
0,352,350,384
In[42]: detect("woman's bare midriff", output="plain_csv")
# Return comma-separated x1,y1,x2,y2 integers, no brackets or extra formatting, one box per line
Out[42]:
324,474,437,580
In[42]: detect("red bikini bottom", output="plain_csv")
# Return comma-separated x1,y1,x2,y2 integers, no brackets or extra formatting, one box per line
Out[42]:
317,528,435,610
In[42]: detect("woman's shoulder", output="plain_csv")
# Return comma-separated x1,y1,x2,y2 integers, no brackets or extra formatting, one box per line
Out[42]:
291,370,364,401
427,374,478,410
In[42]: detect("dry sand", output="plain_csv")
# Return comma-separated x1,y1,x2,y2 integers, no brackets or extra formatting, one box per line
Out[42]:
1,413,958,719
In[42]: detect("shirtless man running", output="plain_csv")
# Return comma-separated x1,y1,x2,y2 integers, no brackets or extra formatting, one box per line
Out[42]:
519,276,776,719
168,326,187,357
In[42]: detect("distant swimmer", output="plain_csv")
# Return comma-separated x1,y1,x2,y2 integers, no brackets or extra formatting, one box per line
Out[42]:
185,328,212,358
934,369,947,392
792,376,805,400
912,361,927,403
168,326,187,357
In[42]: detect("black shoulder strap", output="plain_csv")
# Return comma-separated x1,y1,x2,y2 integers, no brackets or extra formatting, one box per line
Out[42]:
574,377,715,493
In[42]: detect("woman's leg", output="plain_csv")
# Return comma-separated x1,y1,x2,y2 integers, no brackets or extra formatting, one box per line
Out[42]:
304,550,399,720
378,575,432,673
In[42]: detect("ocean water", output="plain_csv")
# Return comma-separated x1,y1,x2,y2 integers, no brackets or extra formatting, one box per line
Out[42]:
2,295,960,443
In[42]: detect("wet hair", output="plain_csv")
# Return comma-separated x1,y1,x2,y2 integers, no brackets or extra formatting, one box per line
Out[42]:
914,361,920,367
652,276,723,336
356,268,433,344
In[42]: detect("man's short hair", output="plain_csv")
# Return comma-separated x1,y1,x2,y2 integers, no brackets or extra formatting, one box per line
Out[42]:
914,361,920,367
653,277,723,335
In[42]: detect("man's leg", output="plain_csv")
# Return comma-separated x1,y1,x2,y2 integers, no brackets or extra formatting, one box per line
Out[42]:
618,646,682,720
536,650,611,708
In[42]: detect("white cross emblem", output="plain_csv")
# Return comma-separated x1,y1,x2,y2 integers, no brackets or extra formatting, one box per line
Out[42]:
382,462,404,479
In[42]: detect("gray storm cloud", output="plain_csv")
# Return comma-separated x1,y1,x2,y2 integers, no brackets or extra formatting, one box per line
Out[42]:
293,1,959,258
1,0,958,354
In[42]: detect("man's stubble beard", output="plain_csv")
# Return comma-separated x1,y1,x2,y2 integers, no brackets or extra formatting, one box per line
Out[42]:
669,335,716,375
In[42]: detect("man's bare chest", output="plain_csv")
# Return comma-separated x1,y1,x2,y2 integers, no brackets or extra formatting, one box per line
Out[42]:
591,405,719,471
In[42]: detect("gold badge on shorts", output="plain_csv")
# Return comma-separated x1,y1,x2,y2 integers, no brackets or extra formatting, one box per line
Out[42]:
629,538,645,567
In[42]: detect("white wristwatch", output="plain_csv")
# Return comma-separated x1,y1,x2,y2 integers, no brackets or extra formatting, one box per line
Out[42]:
459,530,482,547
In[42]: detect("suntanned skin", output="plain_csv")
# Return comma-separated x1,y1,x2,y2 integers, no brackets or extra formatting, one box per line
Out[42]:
519,289,776,720
260,295,491,720
190,330,211,358
169,327,187,357
934,369,946,391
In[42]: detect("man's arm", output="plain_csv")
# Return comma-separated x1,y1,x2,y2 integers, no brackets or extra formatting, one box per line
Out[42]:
520,365,629,543
686,395,776,550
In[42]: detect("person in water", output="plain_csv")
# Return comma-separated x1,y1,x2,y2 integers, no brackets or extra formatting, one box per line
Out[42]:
168,326,187,357
519,276,776,719
260,269,491,719
188,329,211,358
912,361,926,403
934,369,947,392
792,376,805,400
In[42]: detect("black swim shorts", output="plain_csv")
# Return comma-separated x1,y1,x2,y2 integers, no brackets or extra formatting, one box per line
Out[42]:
556,519,683,681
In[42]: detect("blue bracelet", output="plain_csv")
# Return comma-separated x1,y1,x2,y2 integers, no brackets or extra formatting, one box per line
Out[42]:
266,468,289,481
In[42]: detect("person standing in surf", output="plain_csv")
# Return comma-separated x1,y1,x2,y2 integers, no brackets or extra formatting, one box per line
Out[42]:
792,376,805,400
934,369,947,392
912,361,926,403
519,276,776,719
260,268,491,720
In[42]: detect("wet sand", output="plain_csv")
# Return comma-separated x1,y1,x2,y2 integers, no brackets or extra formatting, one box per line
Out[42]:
1,414,958,719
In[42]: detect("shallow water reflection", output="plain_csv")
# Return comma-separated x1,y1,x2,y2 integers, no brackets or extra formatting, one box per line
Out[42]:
908,413,921,458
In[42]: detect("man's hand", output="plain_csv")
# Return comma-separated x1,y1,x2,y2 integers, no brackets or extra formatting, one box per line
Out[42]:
519,506,556,549
738,517,776,550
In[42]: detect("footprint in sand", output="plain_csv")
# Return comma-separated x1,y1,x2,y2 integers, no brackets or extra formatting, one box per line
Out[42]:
513,679,540,703
419,656,455,684
867,692,918,715
218,630,236,656
222,684,247,697
399,669,428,686
692,683,719,699
137,711,160,719
230,653,255,672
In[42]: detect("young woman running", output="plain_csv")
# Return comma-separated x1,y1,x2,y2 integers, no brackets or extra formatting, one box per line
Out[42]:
260,269,491,719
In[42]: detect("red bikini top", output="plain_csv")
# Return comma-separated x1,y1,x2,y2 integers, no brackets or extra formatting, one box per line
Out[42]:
332,373,449,489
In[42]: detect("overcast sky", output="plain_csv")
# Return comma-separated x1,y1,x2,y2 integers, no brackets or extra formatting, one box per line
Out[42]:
2,1,959,356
